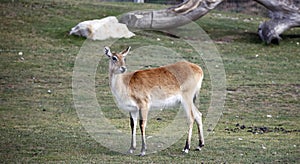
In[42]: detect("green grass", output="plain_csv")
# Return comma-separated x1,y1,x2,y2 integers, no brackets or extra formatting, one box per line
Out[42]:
1,0,299,163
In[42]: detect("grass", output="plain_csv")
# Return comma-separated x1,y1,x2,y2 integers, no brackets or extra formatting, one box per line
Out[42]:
0,0,299,163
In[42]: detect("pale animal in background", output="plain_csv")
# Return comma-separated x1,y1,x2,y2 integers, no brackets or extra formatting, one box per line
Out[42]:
69,16,135,40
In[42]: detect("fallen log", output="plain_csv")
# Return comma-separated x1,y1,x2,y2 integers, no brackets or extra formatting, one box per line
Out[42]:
255,0,300,44
119,0,300,44
119,0,223,29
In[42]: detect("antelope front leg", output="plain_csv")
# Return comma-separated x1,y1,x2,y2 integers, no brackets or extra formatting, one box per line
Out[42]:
139,108,149,156
128,111,138,154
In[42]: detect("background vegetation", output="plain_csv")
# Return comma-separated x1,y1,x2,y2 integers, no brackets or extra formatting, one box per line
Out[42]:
0,0,299,163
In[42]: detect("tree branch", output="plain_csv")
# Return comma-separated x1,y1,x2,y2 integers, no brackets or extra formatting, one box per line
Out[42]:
119,0,300,44
119,0,224,29
255,0,300,44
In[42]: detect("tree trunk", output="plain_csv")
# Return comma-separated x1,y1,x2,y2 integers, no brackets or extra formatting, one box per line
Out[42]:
119,0,300,44
119,0,224,29
255,0,300,44
134,0,144,3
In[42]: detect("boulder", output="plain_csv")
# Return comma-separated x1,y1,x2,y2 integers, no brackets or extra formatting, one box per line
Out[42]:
69,16,135,40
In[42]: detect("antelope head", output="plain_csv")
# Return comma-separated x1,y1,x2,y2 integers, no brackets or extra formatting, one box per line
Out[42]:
104,46,131,75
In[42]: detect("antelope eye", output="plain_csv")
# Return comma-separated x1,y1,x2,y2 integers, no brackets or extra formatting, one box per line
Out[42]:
112,56,118,62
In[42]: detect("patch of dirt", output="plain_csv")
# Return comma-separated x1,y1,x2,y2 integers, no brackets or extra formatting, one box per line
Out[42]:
225,123,300,134
214,35,241,44
216,0,269,16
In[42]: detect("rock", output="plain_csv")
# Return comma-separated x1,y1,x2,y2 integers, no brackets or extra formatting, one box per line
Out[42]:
69,16,135,40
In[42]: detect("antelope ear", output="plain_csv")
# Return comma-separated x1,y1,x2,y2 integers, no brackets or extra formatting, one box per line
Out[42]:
121,46,131,57
104,46,112,58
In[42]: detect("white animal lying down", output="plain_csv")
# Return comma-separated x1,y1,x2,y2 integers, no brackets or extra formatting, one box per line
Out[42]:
104,46,204,156
69,16,134,40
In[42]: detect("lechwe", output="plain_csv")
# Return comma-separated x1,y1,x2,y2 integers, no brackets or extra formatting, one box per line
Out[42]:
104,46,204,156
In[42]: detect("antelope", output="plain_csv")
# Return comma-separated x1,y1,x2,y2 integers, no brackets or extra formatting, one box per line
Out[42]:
104,46,204,156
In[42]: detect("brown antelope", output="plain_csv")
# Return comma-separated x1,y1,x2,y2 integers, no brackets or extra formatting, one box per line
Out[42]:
104,46,204,156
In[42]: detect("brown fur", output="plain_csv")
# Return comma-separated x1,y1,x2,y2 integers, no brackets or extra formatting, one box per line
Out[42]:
126,61,203,108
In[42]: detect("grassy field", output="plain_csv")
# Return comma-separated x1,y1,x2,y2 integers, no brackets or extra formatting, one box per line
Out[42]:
1,0,299,163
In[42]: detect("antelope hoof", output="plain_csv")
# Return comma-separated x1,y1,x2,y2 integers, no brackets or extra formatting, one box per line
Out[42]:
182,149,189,154
196,144,204,151
127,148,135,154
139,151,146,156
195,146,202,151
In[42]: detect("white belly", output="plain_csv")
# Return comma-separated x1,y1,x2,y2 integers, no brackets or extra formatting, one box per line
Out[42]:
150,94,181,109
